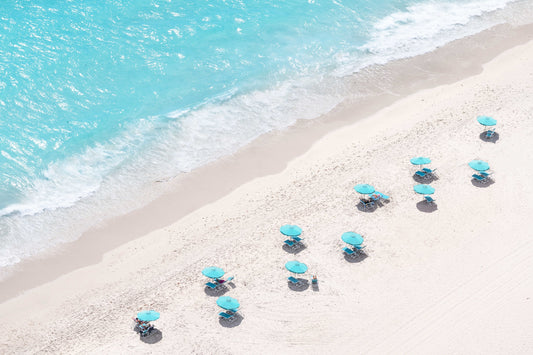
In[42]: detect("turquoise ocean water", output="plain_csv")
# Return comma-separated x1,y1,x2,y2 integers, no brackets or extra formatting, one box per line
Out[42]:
0,0,529,271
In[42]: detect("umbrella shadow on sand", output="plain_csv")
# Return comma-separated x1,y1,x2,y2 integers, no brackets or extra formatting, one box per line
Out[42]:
343,252,368,264
416,200,438,213
204,284,230,297
282,243,307,254
471,178,495,188
412,173,438,184
219,313,244,328
140,328,163,344
356,203,378,213
479,132,499,143
287,278,310,292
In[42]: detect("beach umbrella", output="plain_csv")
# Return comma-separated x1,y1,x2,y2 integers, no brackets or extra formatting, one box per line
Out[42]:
137,310,160,322
410,157,431,165
285,260,308,274
341,232,364,246
217,296,240,311
354,184,375,195
202,266,225,279
280,224,302,237
413,184,435,195
477,116,497,126
469,160,490,171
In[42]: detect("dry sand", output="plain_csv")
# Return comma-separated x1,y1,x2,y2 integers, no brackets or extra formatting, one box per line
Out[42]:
1,34,533,355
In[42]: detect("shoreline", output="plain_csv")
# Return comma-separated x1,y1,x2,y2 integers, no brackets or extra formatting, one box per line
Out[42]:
1,21,533,354
1,22,533,302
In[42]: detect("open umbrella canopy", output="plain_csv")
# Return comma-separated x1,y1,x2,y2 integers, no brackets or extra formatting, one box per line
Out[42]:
477,116,497,126
137,310,160,322
354,184,375,195
414,184,435,195
285,260,308,274
469,160,490,171
410,157,431,165
341,232,364,246
280,224,302,237
217,296,240,311
202,266,225,279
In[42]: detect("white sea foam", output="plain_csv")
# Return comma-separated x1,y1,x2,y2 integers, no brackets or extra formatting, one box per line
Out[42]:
334,0,525,76
365,0,512,52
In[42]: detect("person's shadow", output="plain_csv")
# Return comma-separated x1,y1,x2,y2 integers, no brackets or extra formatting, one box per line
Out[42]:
311,281,320,292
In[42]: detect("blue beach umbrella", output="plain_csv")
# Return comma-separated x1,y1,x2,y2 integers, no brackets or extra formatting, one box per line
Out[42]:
202,266,225,279
137,310,160,322
414,184,435,195
477,116,497,126
280,224,302,237
410,157,431,165
469,160,490,171
354,184,375,195
217,296,240,311
285,260,308,274
341,232,364,246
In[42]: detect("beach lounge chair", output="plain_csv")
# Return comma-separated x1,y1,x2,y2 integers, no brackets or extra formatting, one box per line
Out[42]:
472,174,488,183
415,171,427,179
422,168,438,177
359,199,375,210
375,191,390,200
288,276,303,287
480,171,491,178
370,193,382,203
225,276,234,283
424,196,436,204
292,236,303,242
354,245,366,251
284,239,296,248
206,281,223,291
343,247,356,256
139,324,154,337
486,129,495,138
219,312,235,321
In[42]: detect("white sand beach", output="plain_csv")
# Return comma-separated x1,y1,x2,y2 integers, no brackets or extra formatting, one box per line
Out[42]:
1,32,533,354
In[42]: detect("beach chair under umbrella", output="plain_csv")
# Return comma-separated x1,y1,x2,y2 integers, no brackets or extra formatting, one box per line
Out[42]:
280,224,304,246
410,157,433,179
341,232,365,257
354,184,376,209
136,310,160,337
217,296,240,321
477,116,497,138
285,260,308,287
